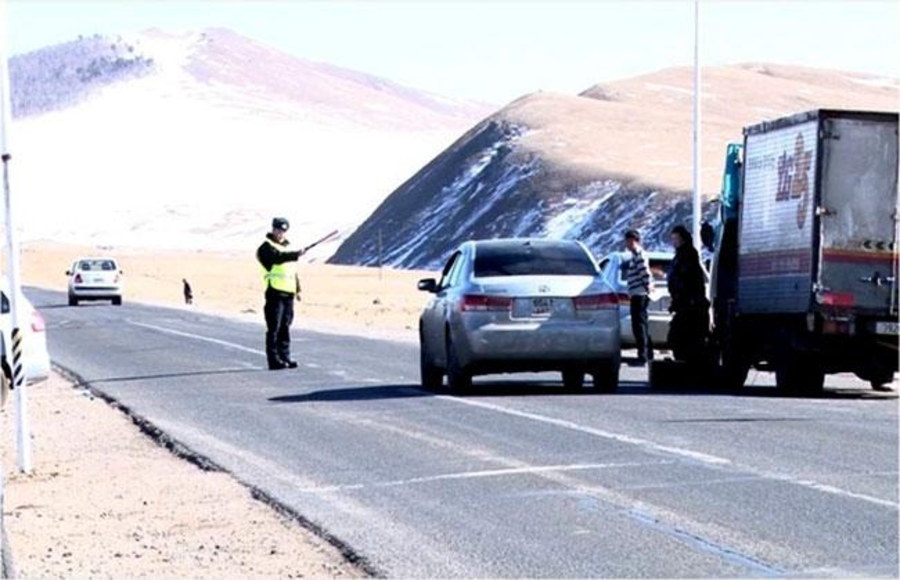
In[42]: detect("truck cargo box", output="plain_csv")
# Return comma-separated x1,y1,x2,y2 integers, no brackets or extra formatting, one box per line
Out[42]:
737,109,898,317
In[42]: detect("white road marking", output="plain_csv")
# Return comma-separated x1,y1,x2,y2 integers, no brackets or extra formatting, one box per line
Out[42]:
126,319,899,510
436,395,899,509
128,321,267,357
297,460,669,493
437,395,732,466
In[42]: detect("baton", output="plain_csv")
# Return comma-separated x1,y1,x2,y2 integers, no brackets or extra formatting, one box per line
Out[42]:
303,229,340,252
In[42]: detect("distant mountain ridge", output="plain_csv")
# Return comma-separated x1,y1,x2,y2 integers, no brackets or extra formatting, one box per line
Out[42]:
330,64,899,270
10,34,155,117
9,28,493,254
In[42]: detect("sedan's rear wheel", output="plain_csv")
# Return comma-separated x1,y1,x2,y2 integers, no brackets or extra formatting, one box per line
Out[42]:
562,370,585,391
68,294,78,307
591,360,619,393
112,296,122,306
420,341,443,390
446,334,472,395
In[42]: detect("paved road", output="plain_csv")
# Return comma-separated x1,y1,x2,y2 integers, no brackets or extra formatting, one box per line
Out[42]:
29,288,899,577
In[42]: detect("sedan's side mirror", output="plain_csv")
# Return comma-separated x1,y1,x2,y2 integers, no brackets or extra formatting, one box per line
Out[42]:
65,270,72,276
417,278,438,293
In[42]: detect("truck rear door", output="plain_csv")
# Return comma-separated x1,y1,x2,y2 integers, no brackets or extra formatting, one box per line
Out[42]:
818,114,898,315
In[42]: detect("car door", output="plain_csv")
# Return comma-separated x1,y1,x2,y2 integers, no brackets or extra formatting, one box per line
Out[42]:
422,251,461,367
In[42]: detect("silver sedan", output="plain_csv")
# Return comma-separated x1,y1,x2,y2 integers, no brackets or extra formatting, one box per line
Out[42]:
417,239,621,393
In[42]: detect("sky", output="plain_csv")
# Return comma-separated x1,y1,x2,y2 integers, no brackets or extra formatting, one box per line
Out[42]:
4,0,900,103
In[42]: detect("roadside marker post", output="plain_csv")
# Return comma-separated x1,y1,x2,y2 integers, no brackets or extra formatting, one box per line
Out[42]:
0,0,33,474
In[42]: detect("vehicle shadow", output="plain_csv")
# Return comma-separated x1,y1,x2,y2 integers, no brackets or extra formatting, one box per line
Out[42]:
270,379,642,404
33,302,114,310
268,377,896,403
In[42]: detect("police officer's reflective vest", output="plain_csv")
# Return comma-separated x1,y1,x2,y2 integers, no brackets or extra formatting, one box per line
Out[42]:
261,239,298,294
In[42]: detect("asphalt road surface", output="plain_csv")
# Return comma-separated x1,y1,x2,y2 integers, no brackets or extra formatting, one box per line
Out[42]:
29,288,899,578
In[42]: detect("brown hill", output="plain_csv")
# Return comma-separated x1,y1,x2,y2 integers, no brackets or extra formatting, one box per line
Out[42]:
331,64,899,269
576,63,899,192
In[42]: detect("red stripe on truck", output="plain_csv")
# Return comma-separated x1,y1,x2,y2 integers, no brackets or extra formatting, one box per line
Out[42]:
739,249,812,277
822,249,897,266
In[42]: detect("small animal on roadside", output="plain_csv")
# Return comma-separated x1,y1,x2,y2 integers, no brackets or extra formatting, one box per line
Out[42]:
183,278,193,305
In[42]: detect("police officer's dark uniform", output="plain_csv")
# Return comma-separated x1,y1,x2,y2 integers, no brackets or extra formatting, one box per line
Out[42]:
257,218,304,370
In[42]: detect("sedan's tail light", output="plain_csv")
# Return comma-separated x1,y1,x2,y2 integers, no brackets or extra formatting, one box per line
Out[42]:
31,310,45,333
461,295,512,312
74,273,83,284
574,294,619,310
114,274,121,284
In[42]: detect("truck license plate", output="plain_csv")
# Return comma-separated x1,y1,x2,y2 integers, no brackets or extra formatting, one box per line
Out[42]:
532,298,552,317
876,321,899,335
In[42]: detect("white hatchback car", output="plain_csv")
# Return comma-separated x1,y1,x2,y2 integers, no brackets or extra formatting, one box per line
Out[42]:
0,279,51,386
67,257,124,306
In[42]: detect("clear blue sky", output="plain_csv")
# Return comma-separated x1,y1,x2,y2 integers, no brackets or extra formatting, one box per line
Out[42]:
6,0,899,103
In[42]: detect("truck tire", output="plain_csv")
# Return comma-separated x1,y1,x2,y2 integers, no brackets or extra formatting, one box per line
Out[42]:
775,357,824,395
591,360,619,393
720,338,751,391
446,334,472,395
562,370,585,391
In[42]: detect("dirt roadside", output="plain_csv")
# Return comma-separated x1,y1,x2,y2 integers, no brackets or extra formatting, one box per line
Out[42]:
1,373,365,579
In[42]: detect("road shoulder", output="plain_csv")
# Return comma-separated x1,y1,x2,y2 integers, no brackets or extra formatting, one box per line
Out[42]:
1,373,362,578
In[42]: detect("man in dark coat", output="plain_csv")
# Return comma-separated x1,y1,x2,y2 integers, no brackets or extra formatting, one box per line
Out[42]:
667,225,710,363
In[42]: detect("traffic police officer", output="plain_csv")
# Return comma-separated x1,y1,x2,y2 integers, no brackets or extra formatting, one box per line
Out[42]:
257,217,304,370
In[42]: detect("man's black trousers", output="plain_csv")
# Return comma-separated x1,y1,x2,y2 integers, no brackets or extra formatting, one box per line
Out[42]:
630,295,653,362
264,287,294,367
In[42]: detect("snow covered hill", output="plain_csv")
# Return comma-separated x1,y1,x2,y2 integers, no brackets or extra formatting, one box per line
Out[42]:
6,29,492,257
330,65,899,270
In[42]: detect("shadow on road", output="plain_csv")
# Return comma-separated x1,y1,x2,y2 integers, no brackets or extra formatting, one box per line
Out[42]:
268,378,896,403
34,301,117,310
76,367,262,388
269,385,430,403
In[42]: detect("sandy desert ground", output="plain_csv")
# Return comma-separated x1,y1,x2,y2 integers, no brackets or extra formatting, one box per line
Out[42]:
1,373,361,578
20,242,436,342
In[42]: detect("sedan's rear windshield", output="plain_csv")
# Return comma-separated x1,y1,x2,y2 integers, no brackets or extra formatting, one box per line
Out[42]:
474,244,597,277
78,260,117,271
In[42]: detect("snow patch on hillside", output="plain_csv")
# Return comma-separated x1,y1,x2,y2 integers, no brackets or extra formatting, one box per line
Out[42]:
540,181,620,239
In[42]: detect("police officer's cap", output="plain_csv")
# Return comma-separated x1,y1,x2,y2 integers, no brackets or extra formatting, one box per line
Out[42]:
272,217,290,232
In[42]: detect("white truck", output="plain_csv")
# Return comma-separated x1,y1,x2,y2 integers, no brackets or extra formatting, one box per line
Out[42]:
708,109,898,393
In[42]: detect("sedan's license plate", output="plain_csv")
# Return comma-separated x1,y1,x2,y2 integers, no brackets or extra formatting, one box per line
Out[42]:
876,321,899,335
532,298,552,317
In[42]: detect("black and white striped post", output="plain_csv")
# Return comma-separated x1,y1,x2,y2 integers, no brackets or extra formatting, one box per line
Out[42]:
0,0,32,473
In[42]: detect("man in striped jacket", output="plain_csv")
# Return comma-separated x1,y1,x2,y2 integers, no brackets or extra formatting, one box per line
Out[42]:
624,229,654,365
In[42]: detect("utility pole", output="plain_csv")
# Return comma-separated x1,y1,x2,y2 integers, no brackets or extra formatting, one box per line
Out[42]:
0,0,32,473
692,0,702,250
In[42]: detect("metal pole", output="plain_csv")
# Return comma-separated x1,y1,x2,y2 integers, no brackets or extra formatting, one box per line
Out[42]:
692,0,702,250
0,0,32,473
